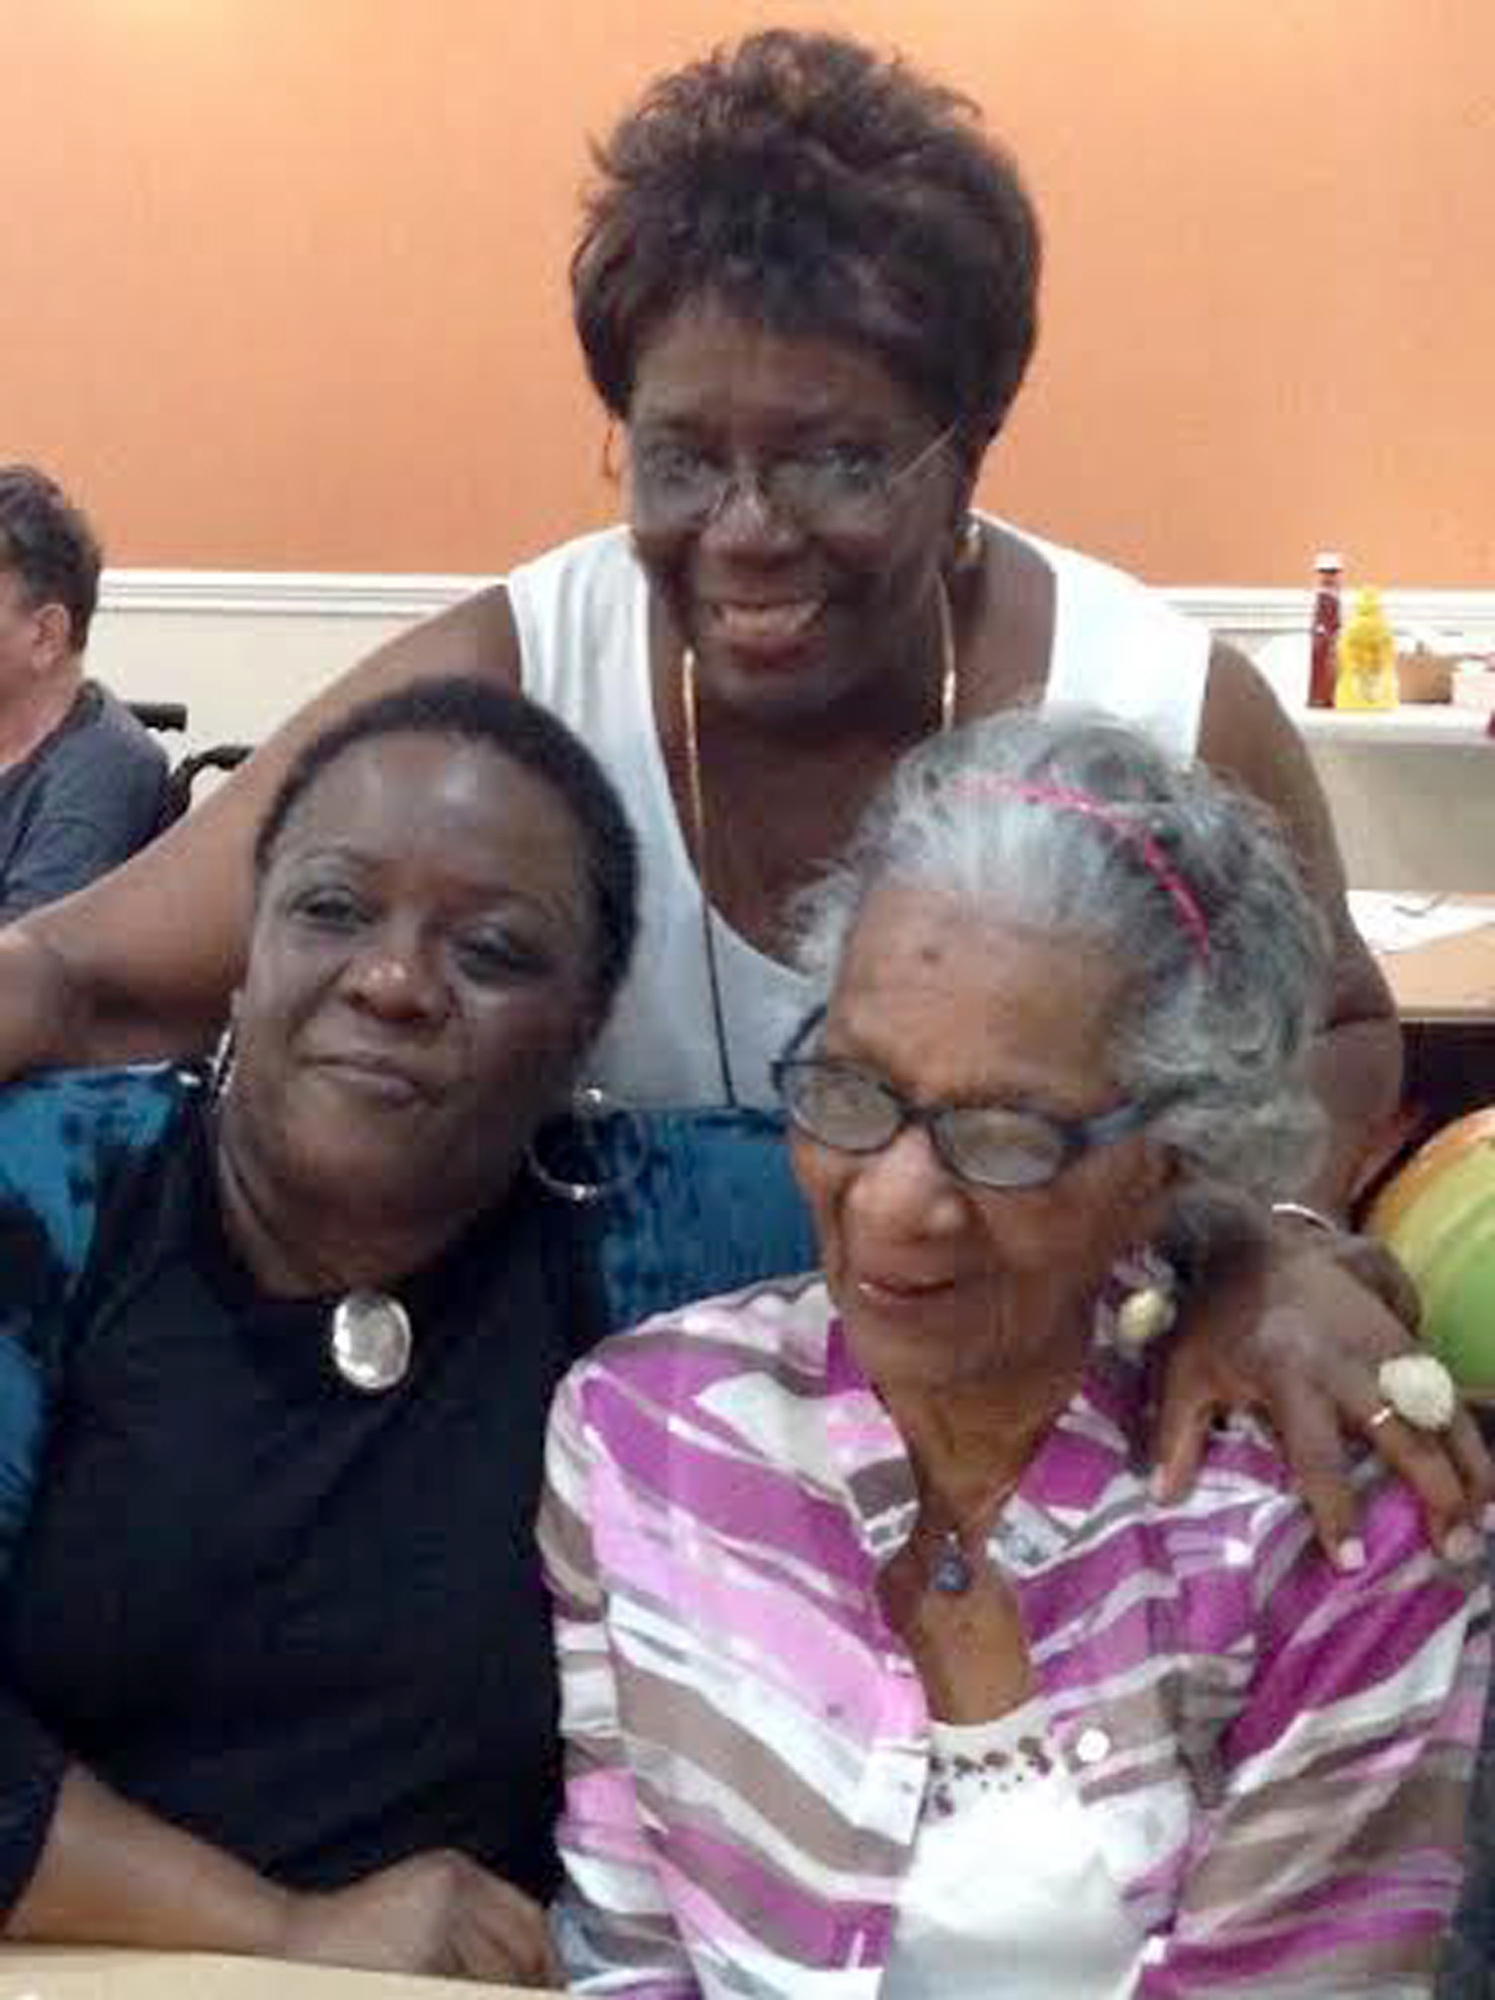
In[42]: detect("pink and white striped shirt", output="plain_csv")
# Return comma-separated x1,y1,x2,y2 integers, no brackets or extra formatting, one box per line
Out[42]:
539,1276,1488,1997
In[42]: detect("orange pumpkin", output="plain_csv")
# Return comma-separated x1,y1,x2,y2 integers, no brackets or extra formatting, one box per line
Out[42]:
1367,1108,1495,1393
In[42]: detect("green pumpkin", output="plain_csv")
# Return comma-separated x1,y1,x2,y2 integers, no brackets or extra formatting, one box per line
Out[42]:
1379,1137,1495,1392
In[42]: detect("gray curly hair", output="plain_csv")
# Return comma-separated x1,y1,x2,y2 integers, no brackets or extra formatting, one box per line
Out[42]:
793,709,1331,1204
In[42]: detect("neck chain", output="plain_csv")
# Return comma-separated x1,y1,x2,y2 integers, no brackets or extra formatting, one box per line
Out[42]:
921,1466,1019,1595
680,579,960,1107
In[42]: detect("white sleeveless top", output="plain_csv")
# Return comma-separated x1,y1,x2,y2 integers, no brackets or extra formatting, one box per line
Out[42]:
882,1697,1143,1997
509,523,1210,1109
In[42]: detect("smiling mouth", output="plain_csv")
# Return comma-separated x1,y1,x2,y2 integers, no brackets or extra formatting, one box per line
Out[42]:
706,598,825,651
312,1056,434,1106
855,1272,959,1310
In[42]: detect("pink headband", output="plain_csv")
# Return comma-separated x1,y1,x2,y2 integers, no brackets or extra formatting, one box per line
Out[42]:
950,776,1211,965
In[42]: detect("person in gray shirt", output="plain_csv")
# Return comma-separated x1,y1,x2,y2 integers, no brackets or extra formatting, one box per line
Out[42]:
0,466,166,922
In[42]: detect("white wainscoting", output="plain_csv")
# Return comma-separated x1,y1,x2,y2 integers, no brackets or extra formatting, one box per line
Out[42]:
90,572,1495,893
93,571,488,755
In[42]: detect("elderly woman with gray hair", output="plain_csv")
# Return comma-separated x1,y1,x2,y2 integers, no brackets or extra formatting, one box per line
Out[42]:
540,711,1488,1999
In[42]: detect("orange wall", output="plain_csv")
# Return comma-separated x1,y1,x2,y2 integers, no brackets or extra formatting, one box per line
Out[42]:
2,0,1491,583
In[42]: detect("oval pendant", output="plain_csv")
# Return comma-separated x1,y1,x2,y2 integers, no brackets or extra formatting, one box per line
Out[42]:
930,1536,974,1595
329,1291,412,1393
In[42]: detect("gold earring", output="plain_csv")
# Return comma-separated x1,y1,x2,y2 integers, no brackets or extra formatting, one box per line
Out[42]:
600,421,622,485
956,514,984,572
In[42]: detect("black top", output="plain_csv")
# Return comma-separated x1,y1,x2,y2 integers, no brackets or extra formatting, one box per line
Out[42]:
0,1080,602,1907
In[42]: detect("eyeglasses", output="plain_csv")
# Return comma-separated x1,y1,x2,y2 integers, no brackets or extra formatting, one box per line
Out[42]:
626,423,958,535
771,1010,1154,1191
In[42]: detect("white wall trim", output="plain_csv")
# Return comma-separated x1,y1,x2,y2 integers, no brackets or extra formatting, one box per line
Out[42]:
88,567,1493,893
1165,584,1495,636
100,568,1495,635
100,569,493,620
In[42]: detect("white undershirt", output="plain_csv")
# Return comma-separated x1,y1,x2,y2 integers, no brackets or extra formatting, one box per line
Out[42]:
883,1697,1144,1998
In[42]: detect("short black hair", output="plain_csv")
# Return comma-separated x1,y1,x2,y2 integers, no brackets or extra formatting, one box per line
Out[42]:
254,678,639,1019
572,29,1041,453
0,464,103,651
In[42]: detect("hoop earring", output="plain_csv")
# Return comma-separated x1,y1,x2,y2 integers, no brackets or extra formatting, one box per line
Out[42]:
209,1020,238,1105
526,1084,648,1205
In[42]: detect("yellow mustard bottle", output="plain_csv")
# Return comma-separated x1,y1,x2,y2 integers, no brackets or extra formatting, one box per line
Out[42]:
1335,585,1399,711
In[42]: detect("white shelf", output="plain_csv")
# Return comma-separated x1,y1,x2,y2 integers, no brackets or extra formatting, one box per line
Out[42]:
1296,705,1492,747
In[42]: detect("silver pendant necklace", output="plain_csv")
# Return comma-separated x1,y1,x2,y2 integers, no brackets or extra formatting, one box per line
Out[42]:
329,1291,413,1393
211,1106,415,1394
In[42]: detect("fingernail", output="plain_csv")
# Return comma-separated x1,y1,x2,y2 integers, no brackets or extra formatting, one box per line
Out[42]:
1442,1525,1484,1566
1335,1538,1367,1573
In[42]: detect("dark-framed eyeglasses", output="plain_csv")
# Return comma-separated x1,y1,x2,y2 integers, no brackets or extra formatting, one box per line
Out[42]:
771,1009,1155,1192
626,422,959,535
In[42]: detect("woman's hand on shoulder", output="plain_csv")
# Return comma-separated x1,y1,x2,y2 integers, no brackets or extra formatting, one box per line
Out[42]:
1152,1223,1493,1569
278,1848,560,1987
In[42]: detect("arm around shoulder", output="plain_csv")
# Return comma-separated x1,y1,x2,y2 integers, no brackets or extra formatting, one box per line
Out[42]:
1198,640,1394,1037
1199,641,1401,1205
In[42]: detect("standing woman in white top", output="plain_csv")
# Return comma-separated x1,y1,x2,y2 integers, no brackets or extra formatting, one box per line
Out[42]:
0,28,1484,1546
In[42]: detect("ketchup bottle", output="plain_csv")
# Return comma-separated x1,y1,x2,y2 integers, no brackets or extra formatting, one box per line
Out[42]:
1307,552,1343,709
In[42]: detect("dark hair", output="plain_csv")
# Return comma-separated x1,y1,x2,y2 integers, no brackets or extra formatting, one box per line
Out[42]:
0,464,103,651
254,678,639,1019
572,28,1041,452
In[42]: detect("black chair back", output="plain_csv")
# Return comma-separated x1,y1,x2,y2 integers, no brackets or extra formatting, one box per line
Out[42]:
126,702,252,827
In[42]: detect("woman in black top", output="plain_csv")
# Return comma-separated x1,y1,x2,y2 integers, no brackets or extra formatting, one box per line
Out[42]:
0,676,637,1985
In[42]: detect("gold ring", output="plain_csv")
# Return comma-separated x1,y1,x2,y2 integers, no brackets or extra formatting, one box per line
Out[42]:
1366,1403,1399,1432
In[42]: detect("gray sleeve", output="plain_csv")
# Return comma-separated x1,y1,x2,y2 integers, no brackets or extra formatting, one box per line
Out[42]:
0,703,168,924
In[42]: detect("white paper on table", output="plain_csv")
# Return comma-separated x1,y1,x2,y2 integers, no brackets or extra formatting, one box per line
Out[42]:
1348,891,1495,955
